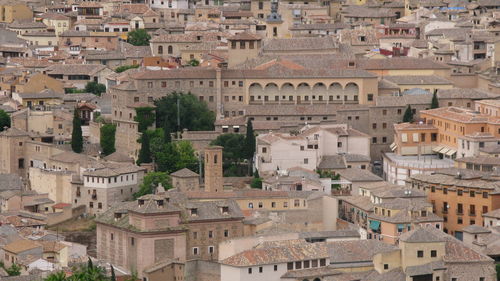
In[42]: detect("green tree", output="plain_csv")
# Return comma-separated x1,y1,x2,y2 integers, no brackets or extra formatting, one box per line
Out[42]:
211,134,247,176
154,92,215,136
134,107,155,133
173,141,198,171
115,64,140,73
137,131,152,165
188,59,200,66
65,88,86,94
211,134,245,164
44,259,110,281
251,170,262,189
243,119,256,175
110,266,116,281
127,29,151,46
431,90,439,109
403,105,414,123
5,263,21,276
134,172,171,198
154,142,179,172
100,123,116,156
85,81,106,96
154,141,197,173
72,109,83,153
0,109,10,131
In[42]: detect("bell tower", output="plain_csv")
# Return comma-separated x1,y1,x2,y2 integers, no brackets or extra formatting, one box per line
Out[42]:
204,146,223,192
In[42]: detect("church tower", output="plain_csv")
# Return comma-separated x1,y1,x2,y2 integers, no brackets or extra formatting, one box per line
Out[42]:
204,146,223,192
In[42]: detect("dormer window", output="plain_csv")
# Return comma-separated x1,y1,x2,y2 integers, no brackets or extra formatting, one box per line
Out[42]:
114,213,122,219
138,199,145,206
221,206,229,214
190,208,198,216
157,200,164,207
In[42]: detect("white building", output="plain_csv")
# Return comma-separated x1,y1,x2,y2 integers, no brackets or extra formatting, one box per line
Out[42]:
262,167,332,194
256,124,370,174
220,240,330,281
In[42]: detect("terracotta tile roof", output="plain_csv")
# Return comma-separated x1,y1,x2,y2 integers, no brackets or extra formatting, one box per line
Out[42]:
421,107,500,124
228,31,262,41
170,168,199,178
3,239,41,254
263,37,338,52
327,239,397,263
384,75,452,85
222,240,328,266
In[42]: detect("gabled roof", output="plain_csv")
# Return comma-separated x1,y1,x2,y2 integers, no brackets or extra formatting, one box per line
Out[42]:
400,227,446,243
170,168,199,178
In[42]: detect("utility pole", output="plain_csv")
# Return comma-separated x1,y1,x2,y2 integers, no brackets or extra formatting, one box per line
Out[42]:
198,153,203,184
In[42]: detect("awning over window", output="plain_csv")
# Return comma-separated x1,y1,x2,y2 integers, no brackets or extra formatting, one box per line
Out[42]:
439,147,450,154
445,149,456,156
432,146,443,153
390,142,397,151
370,220,381,231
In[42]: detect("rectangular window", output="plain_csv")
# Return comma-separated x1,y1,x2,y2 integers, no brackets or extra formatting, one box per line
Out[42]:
274,265,278,271
431,250,437,257
287,262,293,270
259,267,263,273
417,250,423,258
320,259,326,266
295,261,302,269
470,190,475,197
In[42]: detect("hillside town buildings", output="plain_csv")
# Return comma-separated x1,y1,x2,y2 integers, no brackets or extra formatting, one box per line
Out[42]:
0,0,499,280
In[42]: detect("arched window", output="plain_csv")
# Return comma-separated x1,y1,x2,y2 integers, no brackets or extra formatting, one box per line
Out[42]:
313,278,321,281
158,45,163,54
168,45,173,54
214,154,218,164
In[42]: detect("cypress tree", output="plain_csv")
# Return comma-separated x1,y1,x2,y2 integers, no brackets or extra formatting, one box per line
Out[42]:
100,123,116,156
403,105,414,123
137,132,152,165
71,109,83,153
87,257,93,270
431,90,439,109
111,266,116,281
244,119,256,175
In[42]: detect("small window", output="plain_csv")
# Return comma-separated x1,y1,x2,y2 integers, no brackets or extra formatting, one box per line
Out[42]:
274,265,278,271
417,250,424,258
384,264,389,270
431,250,437,257
259,267,263,273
